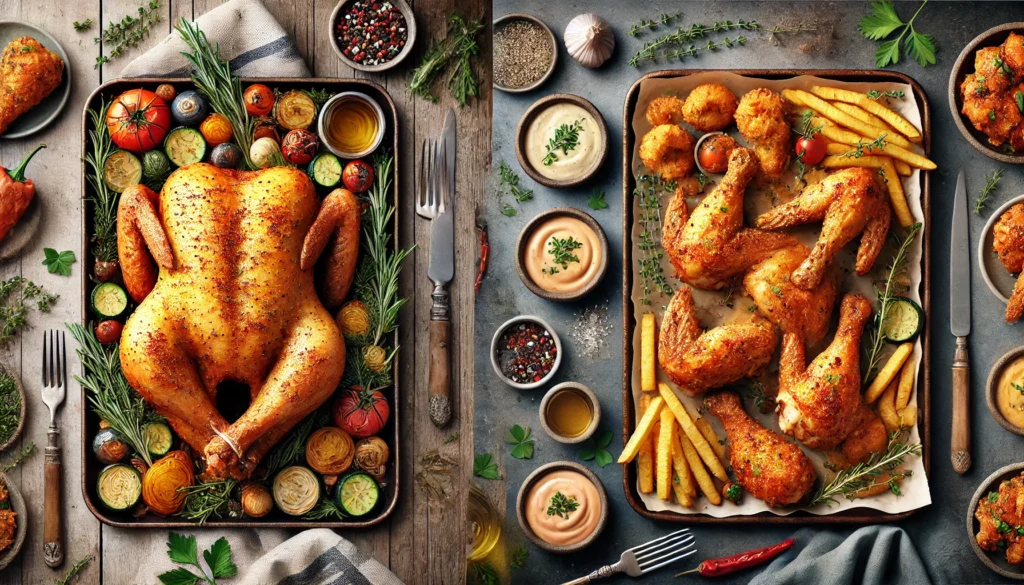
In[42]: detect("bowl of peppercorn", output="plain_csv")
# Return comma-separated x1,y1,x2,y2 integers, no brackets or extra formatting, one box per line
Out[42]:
491,315,562,391
329,0,416,73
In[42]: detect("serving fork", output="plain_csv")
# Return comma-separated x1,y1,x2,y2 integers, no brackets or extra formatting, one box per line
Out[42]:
560,529,696,584
41,329,65,568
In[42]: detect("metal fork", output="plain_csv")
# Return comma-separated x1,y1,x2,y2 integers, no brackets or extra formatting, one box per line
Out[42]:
41,329,65,568
416,138,447,220
560,529,696,584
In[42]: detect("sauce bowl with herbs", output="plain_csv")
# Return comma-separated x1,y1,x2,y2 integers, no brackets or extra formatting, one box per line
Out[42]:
491,316,562,390
987,345,1024,436
517,461,608,553
516,207,608,302
516,94,608,188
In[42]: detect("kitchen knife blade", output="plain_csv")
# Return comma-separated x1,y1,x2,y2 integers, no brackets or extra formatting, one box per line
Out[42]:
950,168,971,474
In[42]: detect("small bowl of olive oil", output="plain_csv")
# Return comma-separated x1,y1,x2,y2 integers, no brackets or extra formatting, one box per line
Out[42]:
318,91,386,159
539,382,600,444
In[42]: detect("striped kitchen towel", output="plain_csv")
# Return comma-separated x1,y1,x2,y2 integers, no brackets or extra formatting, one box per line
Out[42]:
119,0,310,78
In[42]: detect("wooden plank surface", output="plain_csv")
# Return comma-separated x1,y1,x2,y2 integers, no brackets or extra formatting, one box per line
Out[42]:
0,0,487,582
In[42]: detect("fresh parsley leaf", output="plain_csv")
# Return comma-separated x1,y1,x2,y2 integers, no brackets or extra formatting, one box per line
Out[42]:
579,431,615,467
471,562,500,585
546,491,580,519
858,0,904,40
596,430,613,449
859,1,936,69
500,203,517,217
166,533,200,567
203,537,237,579
510,546,529,569
588,190,609,210
473,453,500,479
157,568,201,585
875,38,902,68
595,449,614,467
579,447,596,461
41,249,75,277
906,31,936,67
506,424,535,459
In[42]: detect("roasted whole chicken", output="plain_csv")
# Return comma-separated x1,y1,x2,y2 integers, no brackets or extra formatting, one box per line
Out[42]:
734,88,791,181
756,167,891,291
992,202,1024,323
776,294,873,451
704,391,817,507
118,164,360,480
658,286,777,395
0,37,64,136
662,147,797,289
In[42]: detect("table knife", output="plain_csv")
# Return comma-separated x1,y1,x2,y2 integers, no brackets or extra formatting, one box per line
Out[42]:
950,168,972,474
427,110,456,428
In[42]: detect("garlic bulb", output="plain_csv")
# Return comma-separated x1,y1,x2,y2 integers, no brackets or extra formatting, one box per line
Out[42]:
564,14,615,68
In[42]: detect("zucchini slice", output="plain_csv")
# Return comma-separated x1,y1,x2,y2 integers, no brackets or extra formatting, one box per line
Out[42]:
97,464,142,512
143,422,173,457
881,297,924,343
334,472,379,518
308,153,342,189
164,127,207,167
103,150,143,193
273,466,320,516
91,282,128,319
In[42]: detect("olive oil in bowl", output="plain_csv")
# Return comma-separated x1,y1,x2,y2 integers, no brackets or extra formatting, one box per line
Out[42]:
318,92,385,159
540,382,600,444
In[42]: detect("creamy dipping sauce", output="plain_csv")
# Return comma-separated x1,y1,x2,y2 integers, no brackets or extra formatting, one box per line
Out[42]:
524,216,603,294
997,357,1024,428
525,103,602,181
524,470,601,546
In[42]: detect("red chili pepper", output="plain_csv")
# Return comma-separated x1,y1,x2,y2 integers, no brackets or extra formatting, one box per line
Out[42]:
676,538,794,578
475,219,489,297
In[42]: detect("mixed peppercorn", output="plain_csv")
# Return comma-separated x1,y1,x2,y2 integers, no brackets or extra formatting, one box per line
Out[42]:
335,1,409,66
496,322,557,384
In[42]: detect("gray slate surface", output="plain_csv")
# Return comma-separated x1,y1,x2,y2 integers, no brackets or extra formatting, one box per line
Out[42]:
475,2,1024,584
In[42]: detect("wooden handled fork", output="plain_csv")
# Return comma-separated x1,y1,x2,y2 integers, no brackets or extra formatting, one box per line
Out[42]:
41,330,66,568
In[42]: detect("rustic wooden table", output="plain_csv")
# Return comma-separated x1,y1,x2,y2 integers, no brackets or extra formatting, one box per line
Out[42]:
0,1,488,583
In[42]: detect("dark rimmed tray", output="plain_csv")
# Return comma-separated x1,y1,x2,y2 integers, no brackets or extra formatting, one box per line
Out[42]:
80,78,401,529
620,69,932,525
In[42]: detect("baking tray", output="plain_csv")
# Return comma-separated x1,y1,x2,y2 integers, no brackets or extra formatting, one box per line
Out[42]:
80,78,401,528
620,69,932,524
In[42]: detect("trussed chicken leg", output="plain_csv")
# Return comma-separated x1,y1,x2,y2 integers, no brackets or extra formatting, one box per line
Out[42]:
662,147,798,289
117,184,175,302
776,294,873,451
756,167,891,291
704,391,817,507
301,188,362,310
658,286,777,395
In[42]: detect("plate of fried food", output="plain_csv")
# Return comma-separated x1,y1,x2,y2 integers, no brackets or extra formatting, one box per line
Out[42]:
0,21,69,139
969,462,1024,579
620,70,934,524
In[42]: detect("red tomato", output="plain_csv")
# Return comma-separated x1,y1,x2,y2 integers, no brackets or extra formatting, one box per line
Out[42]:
343,160,375,193
281,129,319,165
697,134,736,174
244,84,275,117
333,387,389,438
95,320,124,344
106,89,171,153
253,124,280,143
795,134,826,166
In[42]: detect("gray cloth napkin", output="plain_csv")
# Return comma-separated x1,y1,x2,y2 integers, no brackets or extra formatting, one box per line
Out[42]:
748,526,934,585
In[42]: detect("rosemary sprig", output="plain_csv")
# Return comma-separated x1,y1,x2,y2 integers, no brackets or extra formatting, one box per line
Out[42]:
634,174,675,305
178,479,239,524
303,88,334,109
54,555,94,585
94,1,161,68
303,498,346,520
811,431,921,506
975,169,1004,215
408,15,484,106
863,223,921,384
261,405,331,478
542,120,584,166
176,18,255,170
629,12,681,36
84,98,119,263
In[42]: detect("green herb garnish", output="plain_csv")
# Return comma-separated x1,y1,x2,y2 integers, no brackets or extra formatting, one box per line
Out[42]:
498,161,532,202
989,491,1001,503
866,89,905,100
177,479,239,525
500,203,517,217
858,0,936,68
975,169,1003,215
470,562,499,585
542,120,584,166
546,492,579,519
580,431,615,467
506,425,535,460
863,223,921,385
94,1,161,68
842,134,888,158
588,190,609,210
0,370,20,445
408,15,484,107
158,533,236,585
811,431,921,506
629,12,681,36
510,545,529,569
42,249,76,277
473,453,500,480
85,99,118,263
634,174,675,304
54,555,94,585
543,236,583,275
2,442,33,472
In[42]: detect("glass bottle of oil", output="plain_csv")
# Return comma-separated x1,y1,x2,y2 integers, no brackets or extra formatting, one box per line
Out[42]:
467,484,501,562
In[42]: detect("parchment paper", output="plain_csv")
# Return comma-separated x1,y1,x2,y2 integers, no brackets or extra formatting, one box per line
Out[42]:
629,72,930,517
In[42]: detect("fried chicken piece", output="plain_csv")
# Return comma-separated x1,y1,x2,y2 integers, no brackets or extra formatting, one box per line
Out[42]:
682,83,738,132
0,509,14,552
743,244,838,346
657,286,777,396
646,95,685,126
993,202,1024,322
1003,32,1024,78
976,472,1024,564
977,46,1014,95
640,124,695,181
961,81,1022,147
827,404,889,469
735,88,791,180
776,294,873,451
0,37,64,136
662,147,798,289
756,167,890,291
704,391,817,508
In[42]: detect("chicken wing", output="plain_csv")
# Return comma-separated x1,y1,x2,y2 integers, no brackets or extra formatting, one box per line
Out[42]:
776,294,873,451
977,472,1024,565
704,391,817,507
734,88,790,180
0,37,64,136
658,286,777,396
756,167,890,291
662,147,797,289
993,202,1024,322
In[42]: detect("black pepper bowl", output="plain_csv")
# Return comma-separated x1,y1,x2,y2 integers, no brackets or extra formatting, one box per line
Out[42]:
328,0,417,73
490,315,563,391
493,13,558,93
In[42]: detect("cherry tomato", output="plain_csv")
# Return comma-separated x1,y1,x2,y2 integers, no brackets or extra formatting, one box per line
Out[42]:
697,134,737,174
106,89,171,153
200,113,234,146
281,129,318,165
155,84,176,102
95,320,124,344
795,134,826,166
244,84,275,117
343,160,375,193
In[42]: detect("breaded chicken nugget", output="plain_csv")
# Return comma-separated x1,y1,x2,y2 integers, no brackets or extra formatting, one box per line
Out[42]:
640,124,695,182
735,88,791,179
646,95,685,126
682,84,739,132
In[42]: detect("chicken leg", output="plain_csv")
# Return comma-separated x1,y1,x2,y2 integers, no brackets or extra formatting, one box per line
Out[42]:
704,391,817,507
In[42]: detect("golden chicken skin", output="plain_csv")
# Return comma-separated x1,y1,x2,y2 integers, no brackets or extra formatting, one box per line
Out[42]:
682,83,738,132
993,202,1024,323
645,95,685,126
976,472,1024,565
960,41,1024,148
639,124,695,181
1003,32,1024,78
0,37,64,136
735,88,791,180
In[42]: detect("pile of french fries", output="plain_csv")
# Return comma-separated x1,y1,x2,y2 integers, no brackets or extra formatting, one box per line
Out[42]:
782,86,936,229
864,342,918,432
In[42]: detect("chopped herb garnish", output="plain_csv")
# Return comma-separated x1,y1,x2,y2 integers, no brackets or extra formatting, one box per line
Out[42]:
975,169,1003,215
866,89,905,100
543,236,583,275
588,190,609,210
542,120,584,166
546,491,579,519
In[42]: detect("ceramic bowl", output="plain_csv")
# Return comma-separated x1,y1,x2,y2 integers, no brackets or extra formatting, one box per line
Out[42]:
317,92,386,159
514,207,609,302
539,382,601,444
328,0,417,73
0,21,71,139
967,462,1024,579
693,131,732,176
492,13,558,93
986,346,1024,436
978,193,1024,305
949,22,1024,163
514,93,609,189
0,471,26,570
490,315,562,391
516,461,608,554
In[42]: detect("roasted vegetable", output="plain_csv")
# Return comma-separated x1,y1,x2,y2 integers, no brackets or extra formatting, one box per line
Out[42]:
97,464,143,512
305,426,355,475
281,129,318,165
164,127,206,167
342,160,374,193
102,150,142,193
240,482,273,518
275,91,317,130
91,282,128,319
353,436,389,480
141,450,194,516
0,144,45,242
334,472,379,518
250,137,281,169
93,427,130,464
308,152,342,189
142,150,172,189
210,143,242,169
94,320,124,345
170,90,208,126
334,387,390,438
199,113,233,145
106,90,171,153
337,300,370,337
155,84,176,102
243,84,275,117
272,466,320,516
143,421,173,457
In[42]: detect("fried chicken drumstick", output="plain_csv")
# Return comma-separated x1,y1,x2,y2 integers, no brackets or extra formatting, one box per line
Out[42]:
0,37,64,136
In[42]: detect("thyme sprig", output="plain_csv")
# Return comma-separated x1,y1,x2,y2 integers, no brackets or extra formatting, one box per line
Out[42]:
842,134,888,158
811,431,921,506
408,15,484,106
498,161,532,202
867,89,905,100
84,98,119,263
94,1,161,68
542,120,584,166
178,479,239,525
0,278,57,349
628,12,681,36
975,169,1004,215
629,21,814,67
303,498,347,520
2,442,33,472
543,237,583,275
863,223,921,385
634,174,675,305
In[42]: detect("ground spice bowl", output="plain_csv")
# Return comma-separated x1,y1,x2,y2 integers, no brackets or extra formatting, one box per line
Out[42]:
539,382,600,444
490,315,562,391
516,461,608,554
493,13,558,93
328,0,417,73
515,207,609,302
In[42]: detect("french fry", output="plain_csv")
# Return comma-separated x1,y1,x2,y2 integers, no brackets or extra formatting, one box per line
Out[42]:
825,142,912,175
657,383,728,481
878,377,901,432
821,154,890,170
782,89,913,150
864,343,914,404
657,408,675,500
637,394,655,494
679,434,722,505
899,404,918,429
695,417,726,460
811,116,935,170
896,356,916,411
809,85,922,143
831,101,892,132
670,450,695,507
881,159,915,228
641,313,657,392
671,432,697,500
618,396,664,463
